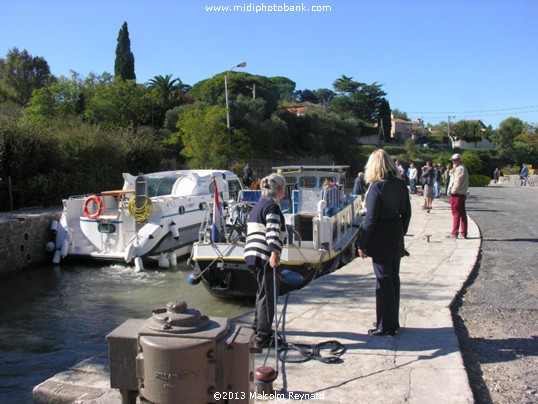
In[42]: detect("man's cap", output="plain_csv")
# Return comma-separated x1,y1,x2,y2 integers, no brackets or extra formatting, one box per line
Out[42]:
451,153,462,161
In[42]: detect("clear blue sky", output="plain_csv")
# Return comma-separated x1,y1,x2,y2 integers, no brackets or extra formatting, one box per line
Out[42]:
1,0,537,129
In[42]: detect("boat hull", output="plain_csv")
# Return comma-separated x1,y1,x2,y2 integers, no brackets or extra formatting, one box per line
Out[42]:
191,229,358,299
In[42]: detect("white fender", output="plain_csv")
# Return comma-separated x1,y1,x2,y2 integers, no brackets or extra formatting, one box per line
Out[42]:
158,253,170,269
170,221,179,239
45,242,56,252
136,223,166,255
52,249,61,264
50,220,59,234
60,239,69,258
168,251,178,267
124,242,136,263
134,257,144,272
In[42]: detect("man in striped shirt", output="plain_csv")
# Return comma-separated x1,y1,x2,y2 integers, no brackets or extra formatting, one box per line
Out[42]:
244,173,286,348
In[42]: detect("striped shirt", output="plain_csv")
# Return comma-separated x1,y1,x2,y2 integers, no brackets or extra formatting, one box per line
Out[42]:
244,197,285,267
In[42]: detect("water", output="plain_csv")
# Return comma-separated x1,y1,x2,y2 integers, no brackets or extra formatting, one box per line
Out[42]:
0,261,253,403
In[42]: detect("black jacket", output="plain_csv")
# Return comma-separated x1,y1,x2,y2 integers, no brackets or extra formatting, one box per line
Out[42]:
358,174,411,260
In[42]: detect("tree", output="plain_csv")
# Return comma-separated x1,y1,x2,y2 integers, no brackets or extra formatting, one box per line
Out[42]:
295,88,335,106
392,108,409,120
114,22,136,81
147,74,186,126
315,88,335,106
0,48,54,106
492,117,524,154
404,138,418,160
23,71,85,123
84,79,150,127
461,151,483,175
188,72,294,115
173,103,230,168
330,75,387,123
513,123,538,165
295,89,318,103
148,74,180,105
379,98,391,142
450,120,485,143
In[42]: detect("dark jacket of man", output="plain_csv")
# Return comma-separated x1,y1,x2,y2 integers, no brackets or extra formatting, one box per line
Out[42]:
358,174,411,259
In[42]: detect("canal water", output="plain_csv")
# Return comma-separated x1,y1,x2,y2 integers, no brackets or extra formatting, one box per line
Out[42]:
0,260,253,403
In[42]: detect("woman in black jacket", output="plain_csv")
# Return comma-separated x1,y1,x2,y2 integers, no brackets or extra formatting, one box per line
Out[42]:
358,149,412,336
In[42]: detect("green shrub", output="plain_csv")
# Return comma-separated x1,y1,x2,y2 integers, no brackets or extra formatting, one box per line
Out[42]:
469,174,491,187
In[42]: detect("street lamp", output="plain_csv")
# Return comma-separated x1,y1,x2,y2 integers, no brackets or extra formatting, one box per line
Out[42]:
224,61,247,134
448,115,456,142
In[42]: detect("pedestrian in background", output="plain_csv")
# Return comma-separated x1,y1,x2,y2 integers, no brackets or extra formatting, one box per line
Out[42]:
243,163,253,187
407,162,418,194
420,161,434,212
353,172,367,200
434,164,442,198
447,154,469,239
357,149,411,336
444,163,452,195
244,173,286,348
493,168,501,184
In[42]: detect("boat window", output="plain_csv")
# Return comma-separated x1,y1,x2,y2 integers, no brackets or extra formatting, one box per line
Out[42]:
299,176,317,188
145,175,180,197
178,206,185,215
199,202,208,210
228,179,242,201
320,176,336,186
98,223,116,233
285,176,297,185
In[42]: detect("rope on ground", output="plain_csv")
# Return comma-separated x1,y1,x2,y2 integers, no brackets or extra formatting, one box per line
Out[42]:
278,340,347,364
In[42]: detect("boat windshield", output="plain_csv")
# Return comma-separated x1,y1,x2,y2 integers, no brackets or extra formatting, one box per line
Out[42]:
145,175,181,197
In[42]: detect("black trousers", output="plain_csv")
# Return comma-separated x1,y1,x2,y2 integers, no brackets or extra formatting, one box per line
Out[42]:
372,258,401,332
252,263,278,338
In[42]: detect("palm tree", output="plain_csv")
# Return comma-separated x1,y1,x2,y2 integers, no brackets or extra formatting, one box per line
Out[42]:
147,74,181,107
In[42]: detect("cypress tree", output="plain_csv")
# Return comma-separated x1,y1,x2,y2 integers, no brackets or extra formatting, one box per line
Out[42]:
379,98,392,143
114,22,136,81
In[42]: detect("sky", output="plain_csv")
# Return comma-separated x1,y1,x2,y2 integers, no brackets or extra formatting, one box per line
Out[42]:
1,0,537,129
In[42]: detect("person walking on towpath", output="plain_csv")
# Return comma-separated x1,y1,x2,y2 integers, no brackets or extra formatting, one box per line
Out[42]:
243,163,253,187
420,161,434,212
407,162,418,194
444,163,451,196
434,164,442,198
357,149,411,336
244,173,287,349
447,153,469,239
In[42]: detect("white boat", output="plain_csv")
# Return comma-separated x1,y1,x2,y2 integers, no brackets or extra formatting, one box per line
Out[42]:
188,165,363,298
49,170,243,269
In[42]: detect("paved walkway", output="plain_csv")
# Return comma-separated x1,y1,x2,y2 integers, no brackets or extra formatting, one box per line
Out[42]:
247,194,479,403
33,195,480,403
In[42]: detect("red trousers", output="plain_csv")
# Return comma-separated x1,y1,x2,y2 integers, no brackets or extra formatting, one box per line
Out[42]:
449,194,467,237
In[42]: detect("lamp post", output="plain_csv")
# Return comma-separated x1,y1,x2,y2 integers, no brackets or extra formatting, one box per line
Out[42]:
448,115,456,147
225,61,247,135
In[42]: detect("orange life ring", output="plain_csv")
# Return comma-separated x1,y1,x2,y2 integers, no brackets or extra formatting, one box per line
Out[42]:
83,195,104,219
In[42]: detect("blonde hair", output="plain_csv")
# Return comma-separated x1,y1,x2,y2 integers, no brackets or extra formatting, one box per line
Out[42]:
261,173,286,201
364,149,400,184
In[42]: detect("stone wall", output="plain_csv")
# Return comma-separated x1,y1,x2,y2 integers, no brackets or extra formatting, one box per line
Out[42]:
0,209,61,278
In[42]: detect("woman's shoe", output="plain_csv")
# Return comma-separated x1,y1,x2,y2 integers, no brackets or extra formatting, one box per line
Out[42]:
368,328,396,336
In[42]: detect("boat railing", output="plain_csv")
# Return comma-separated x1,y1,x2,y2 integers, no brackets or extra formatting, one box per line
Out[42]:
322,185,345,210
